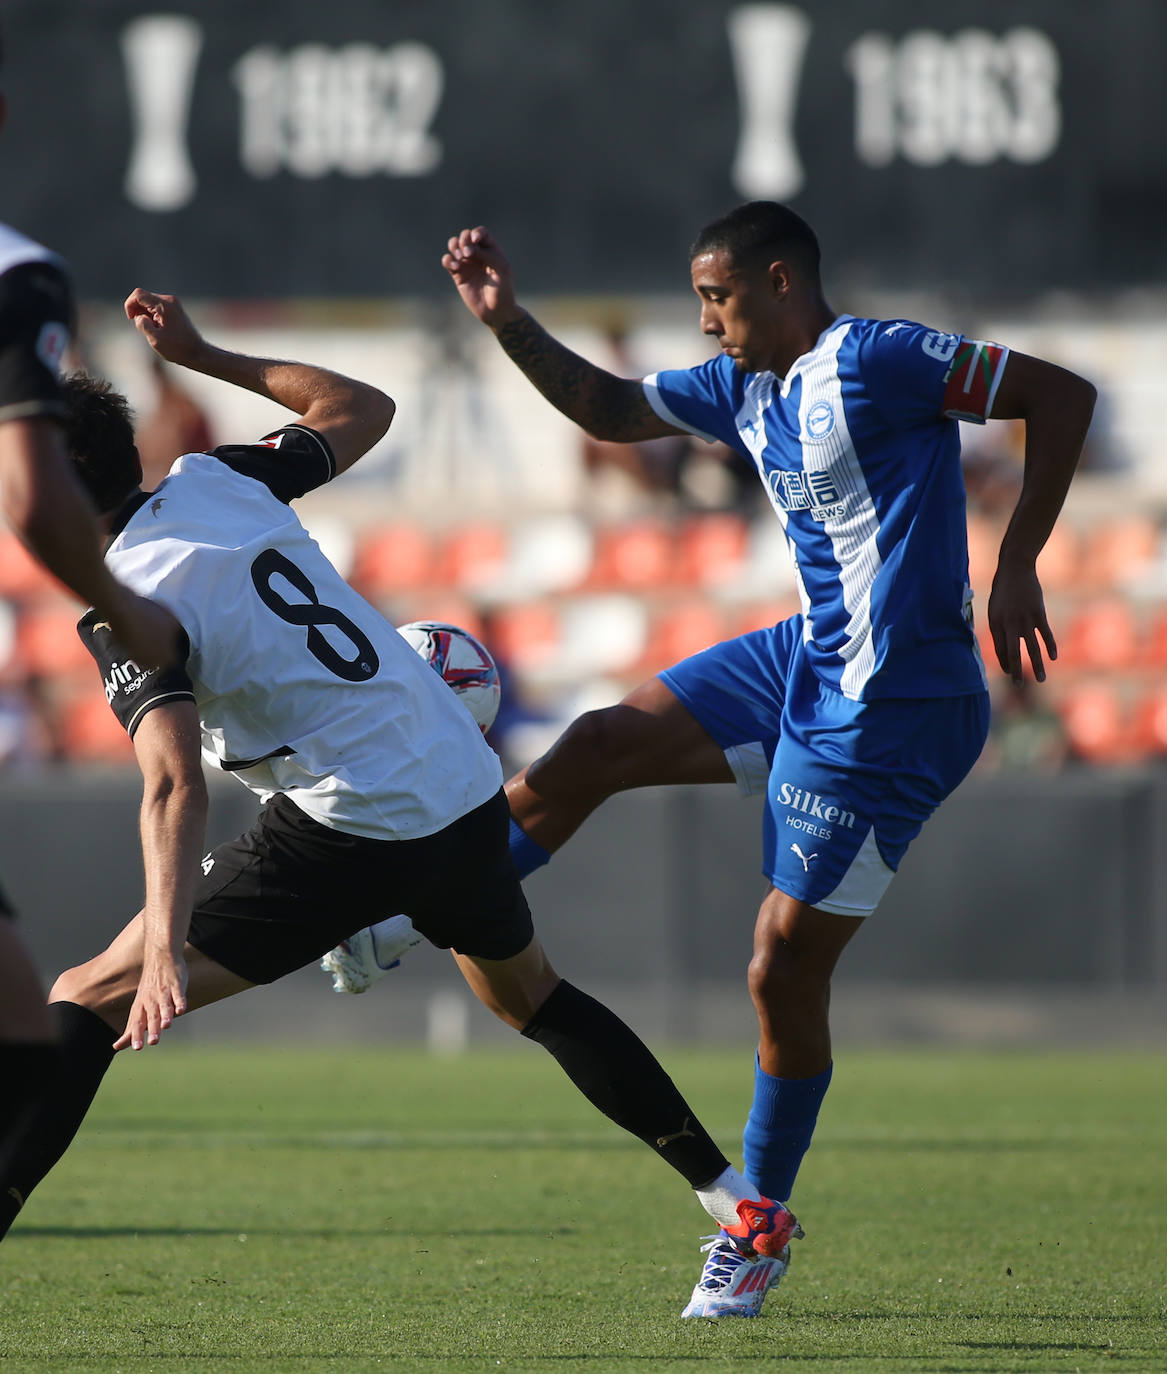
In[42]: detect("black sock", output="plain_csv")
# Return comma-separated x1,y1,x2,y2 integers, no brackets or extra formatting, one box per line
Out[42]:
521,980,729,1188
0,1041,62,1232
0,1041,61,1131
0,1002,116,1240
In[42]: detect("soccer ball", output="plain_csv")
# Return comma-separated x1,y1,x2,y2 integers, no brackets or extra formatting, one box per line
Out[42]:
397,620,501,733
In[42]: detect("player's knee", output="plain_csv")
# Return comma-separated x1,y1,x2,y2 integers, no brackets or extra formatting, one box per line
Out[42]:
530,707,635,795
49,962,125,1020
49,964,95,1006
747,940,829,1015
748,941,793,1007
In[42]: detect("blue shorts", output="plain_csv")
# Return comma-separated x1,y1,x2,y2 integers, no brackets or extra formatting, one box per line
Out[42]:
659,619,990,916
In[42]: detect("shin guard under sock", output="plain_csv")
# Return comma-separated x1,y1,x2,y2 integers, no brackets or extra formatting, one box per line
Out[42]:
521,980,728,1187
742,1057,833,1203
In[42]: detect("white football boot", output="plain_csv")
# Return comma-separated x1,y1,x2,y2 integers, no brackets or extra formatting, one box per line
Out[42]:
680,1234,792,1319
320,915,423,994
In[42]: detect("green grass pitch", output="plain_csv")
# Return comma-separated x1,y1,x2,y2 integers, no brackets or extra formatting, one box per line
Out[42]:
0,1045,1163,1373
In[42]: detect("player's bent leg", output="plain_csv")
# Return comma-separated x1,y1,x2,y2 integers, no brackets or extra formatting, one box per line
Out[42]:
507,676,734,857
453,936,798,1244
452,934,559,1030
50,912,256,1028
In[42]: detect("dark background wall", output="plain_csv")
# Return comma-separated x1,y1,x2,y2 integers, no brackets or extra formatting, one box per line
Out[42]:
4,768,1164,1045
3,2,1164,301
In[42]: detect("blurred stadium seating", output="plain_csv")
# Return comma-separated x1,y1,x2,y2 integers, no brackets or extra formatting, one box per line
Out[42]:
10,497,1166,770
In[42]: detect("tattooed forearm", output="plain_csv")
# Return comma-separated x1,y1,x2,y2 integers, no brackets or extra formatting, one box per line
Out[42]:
494,311,674,442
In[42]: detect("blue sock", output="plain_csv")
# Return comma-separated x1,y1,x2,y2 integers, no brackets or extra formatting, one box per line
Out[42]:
509,817,551,879
742,1056,833,1204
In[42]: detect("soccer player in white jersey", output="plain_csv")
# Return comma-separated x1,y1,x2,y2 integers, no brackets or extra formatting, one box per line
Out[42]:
0,288,801,1271
428,202,1096,1316
0,31,176,1195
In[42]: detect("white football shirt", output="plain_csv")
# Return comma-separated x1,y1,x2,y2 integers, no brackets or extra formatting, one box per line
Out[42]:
82,427,502,841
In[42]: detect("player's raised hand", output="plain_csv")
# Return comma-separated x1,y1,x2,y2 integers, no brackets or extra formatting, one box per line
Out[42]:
441,227,521,330
124,288,208,369
987,558,1057,686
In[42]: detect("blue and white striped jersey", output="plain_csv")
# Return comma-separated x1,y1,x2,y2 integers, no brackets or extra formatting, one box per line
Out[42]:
644,316,1007,701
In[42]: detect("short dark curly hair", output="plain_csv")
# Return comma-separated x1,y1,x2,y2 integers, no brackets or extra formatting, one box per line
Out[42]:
60,372,142,515
690,201,821,285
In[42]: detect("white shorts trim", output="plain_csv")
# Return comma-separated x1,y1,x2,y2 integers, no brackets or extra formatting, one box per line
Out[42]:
726,741,769,797
812,828,895,918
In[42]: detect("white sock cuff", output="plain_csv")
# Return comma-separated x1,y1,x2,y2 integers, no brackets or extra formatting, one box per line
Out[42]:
694,1165,762,1229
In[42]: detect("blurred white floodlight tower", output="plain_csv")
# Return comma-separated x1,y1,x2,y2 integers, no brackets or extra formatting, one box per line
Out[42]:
122,15,203,212
729,4,812,200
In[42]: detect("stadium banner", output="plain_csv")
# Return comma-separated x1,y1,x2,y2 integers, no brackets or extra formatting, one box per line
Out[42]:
4,1,1164,299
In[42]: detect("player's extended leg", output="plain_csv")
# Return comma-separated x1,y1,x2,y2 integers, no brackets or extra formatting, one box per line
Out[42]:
507,675,735,862
0,912,254,1240
321,678,735,994
509,622,806,874
451,935,800,1254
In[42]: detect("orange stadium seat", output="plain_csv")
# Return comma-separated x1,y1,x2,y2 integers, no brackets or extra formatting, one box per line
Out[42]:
0,532,59,600
350,524,434,597
57,690,135,765
1056,681,1134,765
1138,605,1167,669
1058,599,1141,672
437,523,508,590
586,521,675,591
1132,686,1167,757
16,598,92,679
640,599,727,674
487,601,562,676
676,513,749,588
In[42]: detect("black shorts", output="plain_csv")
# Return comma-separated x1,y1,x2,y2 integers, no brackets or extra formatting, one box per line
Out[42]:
0,875,14,919
187,788,534,984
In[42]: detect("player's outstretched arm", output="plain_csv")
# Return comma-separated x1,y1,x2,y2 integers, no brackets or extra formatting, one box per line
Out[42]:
124,289,395,476
0,417,180,668
442,226,680,443
985,351,1097,685
115,701,208,1051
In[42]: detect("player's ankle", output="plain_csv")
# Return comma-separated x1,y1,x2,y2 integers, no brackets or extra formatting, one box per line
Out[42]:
694,1164,762,1229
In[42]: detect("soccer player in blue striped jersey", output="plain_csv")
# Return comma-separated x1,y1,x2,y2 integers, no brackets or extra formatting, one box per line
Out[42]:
435,201,1097,1317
